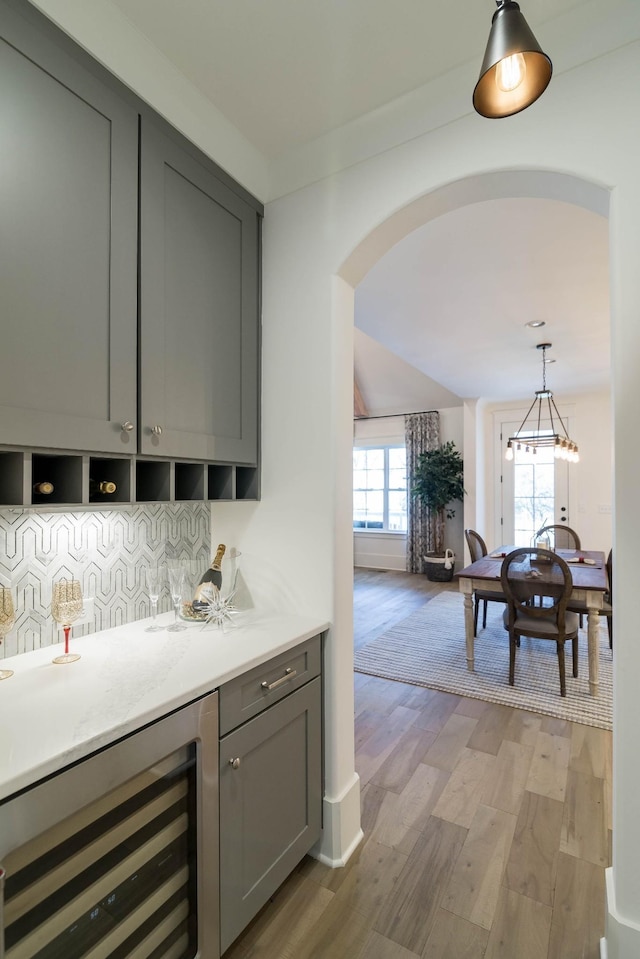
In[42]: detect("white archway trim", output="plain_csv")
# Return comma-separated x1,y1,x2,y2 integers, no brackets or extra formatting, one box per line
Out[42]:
339,169,609,288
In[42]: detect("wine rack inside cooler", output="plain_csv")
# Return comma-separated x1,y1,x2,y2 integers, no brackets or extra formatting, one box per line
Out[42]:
3,747,198,959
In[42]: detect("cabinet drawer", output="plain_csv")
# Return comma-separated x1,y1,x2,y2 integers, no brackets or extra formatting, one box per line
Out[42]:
219,635,321,735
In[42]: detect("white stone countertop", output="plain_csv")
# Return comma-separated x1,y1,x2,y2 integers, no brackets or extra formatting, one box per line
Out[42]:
0,609,329,802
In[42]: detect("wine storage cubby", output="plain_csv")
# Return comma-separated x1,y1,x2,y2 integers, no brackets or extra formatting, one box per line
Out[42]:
0,448,259,508
236,466,260,500
207,465,233,501
32,453,83,505
89,457,132,504
175,462,206,501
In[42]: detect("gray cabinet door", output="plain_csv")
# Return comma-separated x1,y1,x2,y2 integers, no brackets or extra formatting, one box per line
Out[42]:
219,678,322,953
140,121,260,463
0,3,138,453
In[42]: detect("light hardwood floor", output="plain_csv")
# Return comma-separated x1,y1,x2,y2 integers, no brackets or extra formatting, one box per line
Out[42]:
224,568,612,959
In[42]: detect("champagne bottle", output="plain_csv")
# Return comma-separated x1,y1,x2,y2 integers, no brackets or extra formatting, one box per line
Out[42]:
90,479,117,495
193,544,226,610
33,481,54,495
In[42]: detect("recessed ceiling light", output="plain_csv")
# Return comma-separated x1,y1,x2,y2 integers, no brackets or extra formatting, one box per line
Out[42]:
525,320,545,328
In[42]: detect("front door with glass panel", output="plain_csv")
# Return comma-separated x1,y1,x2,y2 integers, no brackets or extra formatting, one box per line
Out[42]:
500,421,570,546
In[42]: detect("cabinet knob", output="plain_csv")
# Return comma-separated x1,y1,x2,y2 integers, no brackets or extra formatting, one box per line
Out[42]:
229,757,241,770
120,421,134,432
151,425,163,436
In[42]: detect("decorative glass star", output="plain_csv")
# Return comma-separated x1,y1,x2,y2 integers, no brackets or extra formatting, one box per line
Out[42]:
198,584,239,630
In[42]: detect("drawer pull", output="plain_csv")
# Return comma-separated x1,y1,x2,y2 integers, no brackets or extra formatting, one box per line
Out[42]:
261,667,297,692
229,758,241,770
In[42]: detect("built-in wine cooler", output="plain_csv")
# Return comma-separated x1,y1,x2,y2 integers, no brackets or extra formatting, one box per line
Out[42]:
0,692,219,959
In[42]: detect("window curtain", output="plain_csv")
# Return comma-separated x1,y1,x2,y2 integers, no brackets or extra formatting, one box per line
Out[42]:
405,411,440,573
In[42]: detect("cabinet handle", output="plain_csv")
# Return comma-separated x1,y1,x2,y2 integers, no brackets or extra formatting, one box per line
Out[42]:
120,421,134,432
151,425,163,436
261,667,297,692
229,757,241,770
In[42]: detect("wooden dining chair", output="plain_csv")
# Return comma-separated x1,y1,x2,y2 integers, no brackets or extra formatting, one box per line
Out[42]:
536,524,581,550
567,548,613,649
500,547,580,697
464,529,508,636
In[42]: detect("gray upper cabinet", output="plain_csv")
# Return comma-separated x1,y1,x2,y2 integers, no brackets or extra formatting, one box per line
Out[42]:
0,1,261,478
139,121,260,464
0,3,138,454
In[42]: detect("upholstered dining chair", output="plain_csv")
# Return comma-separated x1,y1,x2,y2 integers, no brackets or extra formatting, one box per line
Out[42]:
464,529,508,636
567,548,613,649
500,547,580,697
536,524,581,550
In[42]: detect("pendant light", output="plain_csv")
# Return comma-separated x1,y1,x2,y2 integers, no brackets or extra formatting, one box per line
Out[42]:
473,1,552,118
505,344,579,463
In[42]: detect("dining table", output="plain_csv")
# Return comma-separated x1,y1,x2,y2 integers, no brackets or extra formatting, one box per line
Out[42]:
455,546,608,697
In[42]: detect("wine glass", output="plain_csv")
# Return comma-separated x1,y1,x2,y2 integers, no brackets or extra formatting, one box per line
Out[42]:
167,566,187,632
143,567,164,632
0,586,16,680
51,578,83,664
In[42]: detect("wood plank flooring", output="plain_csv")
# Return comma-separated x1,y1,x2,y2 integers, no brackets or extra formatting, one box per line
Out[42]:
224,568,611,959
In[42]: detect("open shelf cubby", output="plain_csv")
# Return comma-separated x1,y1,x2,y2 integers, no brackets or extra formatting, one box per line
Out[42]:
89,457,132,504
135,460,171,502
31,453,83,505
235,466,260,501
0,451,25,506
207,465,234,501
175,463,206,501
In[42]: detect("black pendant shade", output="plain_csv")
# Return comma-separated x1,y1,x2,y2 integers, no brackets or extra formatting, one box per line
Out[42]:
473,1,552,118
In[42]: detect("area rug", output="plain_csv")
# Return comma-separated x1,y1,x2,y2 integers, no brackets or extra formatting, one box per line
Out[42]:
354,591,612,729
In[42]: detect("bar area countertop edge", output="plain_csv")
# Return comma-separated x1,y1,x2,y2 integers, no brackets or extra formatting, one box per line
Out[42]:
0,610,329,801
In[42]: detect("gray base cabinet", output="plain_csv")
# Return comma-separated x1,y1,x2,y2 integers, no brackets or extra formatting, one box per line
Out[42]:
218,639,323,954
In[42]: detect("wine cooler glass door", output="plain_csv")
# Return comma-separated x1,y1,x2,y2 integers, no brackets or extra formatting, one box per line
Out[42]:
0,692,219,959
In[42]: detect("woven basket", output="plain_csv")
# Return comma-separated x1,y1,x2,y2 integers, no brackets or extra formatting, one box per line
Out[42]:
423,551,455,582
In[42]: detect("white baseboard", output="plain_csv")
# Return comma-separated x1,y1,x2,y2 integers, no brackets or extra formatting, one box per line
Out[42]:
604,866,640,958
309,772,363,867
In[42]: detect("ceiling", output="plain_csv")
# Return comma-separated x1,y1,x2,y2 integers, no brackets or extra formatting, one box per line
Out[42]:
109,0,608,160
355,197,610,404
104,0,613,404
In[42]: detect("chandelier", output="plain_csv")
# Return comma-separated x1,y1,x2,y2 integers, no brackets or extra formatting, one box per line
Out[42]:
505,343,579,463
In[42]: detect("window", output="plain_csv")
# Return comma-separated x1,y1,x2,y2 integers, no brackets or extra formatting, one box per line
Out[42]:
353,446,407,531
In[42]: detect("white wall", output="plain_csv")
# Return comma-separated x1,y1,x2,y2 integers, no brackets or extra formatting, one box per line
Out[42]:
473,390,613,556
245,47,639,953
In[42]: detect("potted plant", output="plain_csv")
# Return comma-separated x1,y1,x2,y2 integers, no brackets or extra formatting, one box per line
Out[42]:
411,440,465,581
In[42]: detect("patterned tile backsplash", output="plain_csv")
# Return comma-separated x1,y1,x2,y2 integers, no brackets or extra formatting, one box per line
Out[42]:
0,503,211,658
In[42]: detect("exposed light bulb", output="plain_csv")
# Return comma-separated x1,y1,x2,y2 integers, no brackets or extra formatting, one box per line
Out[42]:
505,442,514,461
495,53,526,93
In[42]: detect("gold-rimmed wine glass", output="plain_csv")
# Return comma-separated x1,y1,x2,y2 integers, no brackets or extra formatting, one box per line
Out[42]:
51,578,83,664
0,586,16,680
